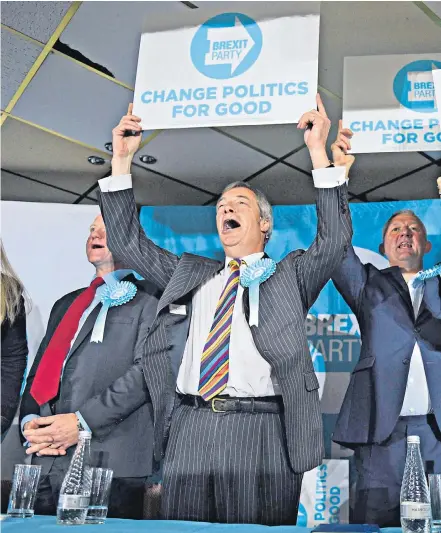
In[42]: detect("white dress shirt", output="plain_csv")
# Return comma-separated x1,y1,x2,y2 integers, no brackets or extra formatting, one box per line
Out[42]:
176,253,280,397
98,166,347,397
400,277,431,416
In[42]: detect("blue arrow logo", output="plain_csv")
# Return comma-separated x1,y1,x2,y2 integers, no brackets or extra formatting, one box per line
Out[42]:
191,13,263,79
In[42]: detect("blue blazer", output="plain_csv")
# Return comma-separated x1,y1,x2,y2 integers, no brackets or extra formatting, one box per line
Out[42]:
331,246,441,448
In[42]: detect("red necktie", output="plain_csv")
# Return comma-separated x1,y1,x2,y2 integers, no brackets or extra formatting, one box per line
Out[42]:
30,277,105,406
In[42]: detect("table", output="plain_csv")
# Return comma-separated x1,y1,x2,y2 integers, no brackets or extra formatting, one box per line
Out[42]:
0,516,402,533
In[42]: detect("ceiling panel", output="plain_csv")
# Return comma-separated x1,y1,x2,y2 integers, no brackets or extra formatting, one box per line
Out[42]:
131,166,215,206
366,164,440,202
1,118,106,195
59,1,189,87
423,2,441,19
137,128,274,193
1,170,80,203
217,123,305,158
11,52,155,152
0,1,439,209
1,29,42,109
424,151,441,161
319,1,441,97
347,152,439,199
248,163,316,205
1,2,72,44
78,197,99,205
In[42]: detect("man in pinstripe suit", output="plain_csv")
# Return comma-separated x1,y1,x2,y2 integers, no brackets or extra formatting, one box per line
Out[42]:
97,95,352,525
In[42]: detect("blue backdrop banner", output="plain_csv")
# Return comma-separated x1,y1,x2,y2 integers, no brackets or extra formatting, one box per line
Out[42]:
140,199,441,459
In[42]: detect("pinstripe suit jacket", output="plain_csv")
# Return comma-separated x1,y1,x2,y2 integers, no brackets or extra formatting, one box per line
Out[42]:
99,183,352,474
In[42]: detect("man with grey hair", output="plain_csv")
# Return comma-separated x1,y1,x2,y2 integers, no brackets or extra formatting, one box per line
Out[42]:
96,96,352,525
330,128,441,527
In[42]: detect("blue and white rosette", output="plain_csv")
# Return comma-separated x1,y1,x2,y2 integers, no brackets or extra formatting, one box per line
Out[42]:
411,262,441,288
91,281,137,343
240,258,276,327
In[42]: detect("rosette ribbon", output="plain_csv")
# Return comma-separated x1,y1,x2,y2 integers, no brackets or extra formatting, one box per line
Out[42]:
240,258,276,327
91,281,137,343
411,262,441,288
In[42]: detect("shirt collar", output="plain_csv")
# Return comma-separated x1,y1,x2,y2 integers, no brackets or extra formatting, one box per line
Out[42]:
93,269,144,286
224,252,264,272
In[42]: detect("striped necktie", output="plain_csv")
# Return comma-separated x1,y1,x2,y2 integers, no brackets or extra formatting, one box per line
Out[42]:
198,259,241,400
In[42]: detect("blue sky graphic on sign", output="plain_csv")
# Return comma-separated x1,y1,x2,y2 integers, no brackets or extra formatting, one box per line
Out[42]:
190,12,263,80
393,59,441,113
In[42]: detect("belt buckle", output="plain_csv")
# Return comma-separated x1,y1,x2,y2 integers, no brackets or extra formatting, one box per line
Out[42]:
211,398,227,413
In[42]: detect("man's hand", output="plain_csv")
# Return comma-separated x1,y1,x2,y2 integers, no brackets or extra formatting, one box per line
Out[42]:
297,93,331,169
24,413,79,454
24,418,64,456
112,103,143,175
331,120,355,178
23,418,40,431
26,442,67,457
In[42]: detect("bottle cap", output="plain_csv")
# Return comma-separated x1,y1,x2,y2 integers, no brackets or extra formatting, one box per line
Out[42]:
407,435,420,444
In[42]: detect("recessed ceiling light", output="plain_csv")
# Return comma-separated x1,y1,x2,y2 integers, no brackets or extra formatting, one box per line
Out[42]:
104,142,113,152
139,155,157,164
88,156,106,165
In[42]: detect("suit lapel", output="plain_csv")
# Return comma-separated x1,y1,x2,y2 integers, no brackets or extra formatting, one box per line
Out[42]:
382,267,414,317
417,277,441,322
68,303,102,357
67,275,144,358
157,254,223,314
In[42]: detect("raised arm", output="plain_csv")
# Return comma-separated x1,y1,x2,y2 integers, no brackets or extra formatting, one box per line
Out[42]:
293,96,353,310
98,105,178,291
329,120,367,313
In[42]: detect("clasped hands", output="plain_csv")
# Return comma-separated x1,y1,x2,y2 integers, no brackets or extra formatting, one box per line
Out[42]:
23,413,79,456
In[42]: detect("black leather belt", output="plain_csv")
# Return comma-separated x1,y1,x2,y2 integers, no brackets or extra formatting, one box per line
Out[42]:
180,394,283,414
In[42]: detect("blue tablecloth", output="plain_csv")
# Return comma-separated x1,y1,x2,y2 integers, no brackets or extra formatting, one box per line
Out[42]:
0,516,402,533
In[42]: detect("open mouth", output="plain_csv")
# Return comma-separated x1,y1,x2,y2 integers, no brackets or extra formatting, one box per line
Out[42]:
398,242,413,249
222,219,241,232
91,244,105,250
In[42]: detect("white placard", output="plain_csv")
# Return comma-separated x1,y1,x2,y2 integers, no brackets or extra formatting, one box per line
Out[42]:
133,5,320,129
343,54,441,153
298,459,349,526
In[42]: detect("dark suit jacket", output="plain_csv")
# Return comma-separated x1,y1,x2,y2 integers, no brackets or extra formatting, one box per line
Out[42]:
99,184,352,474
1,295,28,439
332,246,441,448
19,275,160,477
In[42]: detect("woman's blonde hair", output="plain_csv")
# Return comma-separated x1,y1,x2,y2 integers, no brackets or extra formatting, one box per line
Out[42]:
1,241,27,324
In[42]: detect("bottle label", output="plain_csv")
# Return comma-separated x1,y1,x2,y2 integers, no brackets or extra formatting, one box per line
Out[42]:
58,495,90,509
401,502,431,519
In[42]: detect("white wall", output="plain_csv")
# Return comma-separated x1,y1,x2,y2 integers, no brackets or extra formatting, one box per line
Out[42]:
2,201,100,365
1,201,100,478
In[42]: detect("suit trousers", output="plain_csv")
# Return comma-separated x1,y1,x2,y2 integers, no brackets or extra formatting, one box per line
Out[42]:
161,400,303,525
353,414,441,527
34,460,147,519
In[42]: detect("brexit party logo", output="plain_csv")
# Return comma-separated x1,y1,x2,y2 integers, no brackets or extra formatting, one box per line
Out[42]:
190,13,263,79
307,247,387,373
393,59,441,113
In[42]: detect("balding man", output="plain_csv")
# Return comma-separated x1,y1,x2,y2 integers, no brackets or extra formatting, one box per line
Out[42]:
20,214,160,519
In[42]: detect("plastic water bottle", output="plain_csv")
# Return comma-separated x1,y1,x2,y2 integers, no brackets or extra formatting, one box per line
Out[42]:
400,435,432,533
57,431,93,525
